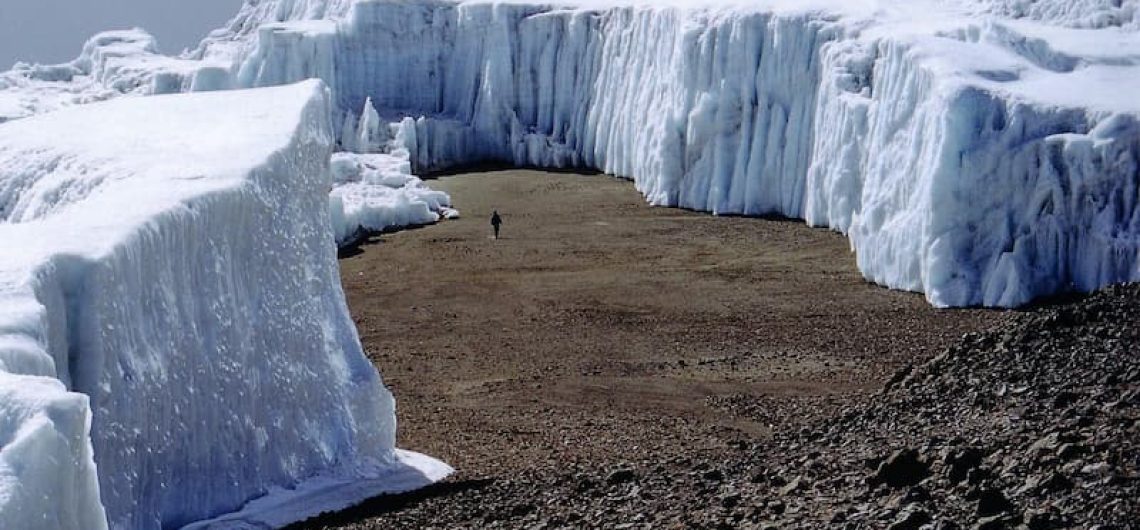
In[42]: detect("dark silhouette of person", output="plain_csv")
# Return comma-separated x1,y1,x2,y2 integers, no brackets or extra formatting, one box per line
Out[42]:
491,210,502,239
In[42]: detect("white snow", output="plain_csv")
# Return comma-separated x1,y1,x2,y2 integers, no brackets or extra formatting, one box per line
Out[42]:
329,150,459,246
1,26,461,242
0,0,1137,527
0,372,105,530
329,99,461,245
0,29,226,122
220,0,1140,307
0,80,450,529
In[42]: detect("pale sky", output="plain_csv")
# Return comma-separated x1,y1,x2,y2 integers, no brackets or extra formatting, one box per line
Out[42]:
0,0,243,69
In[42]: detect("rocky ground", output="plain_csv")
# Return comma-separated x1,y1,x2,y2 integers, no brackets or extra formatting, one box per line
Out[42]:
290,171,1136,530
296,285,1137,530
736,283,1140,529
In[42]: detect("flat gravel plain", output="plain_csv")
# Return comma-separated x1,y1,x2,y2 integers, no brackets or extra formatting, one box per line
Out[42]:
287,169,1107,529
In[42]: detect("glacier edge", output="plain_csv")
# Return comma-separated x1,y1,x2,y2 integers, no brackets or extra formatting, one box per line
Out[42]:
0,81,451,529
222,0,1140,307
4,0,1138,307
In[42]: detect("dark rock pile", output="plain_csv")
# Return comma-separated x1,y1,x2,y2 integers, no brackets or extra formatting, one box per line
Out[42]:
751,283,1140,528
294,284,1138,529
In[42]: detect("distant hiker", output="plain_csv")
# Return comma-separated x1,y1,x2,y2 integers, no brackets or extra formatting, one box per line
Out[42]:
491,210,503,239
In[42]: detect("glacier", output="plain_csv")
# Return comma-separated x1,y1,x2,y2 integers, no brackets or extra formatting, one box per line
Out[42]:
0,0,1138,526
7,0,1133,307
223,0,1140,308
0,81,450,529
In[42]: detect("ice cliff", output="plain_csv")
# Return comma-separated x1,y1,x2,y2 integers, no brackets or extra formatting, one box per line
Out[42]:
0,0,1136,527
227,0,1140,308
4,1,1139,307
0,81,450,529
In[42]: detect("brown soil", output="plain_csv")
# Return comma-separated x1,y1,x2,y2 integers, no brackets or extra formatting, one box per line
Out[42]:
330,169,1006,525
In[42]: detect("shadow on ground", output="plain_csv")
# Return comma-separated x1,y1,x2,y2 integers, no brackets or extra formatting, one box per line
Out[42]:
422,162,603,179
283,479,495,529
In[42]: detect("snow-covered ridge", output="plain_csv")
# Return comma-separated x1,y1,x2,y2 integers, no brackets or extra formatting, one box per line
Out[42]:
0,81,450,529
3,0,1140,308
951,0,1139,28
0,29,226,122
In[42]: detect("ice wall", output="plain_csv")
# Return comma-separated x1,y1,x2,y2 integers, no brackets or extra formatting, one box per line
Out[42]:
0,373,105,529
805,26,1140,306
226,0,1140,307
3,0,1139,309
0,81,449,529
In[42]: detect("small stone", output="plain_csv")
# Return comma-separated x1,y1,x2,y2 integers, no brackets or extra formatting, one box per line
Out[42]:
973,515,1013,530
702,469,725,482
780,477,805,496
575,477,597,492
1025,509,1059,530
1056,443,1086,461
889,485,931,509
886,508,932,530
509,502,535,517
1023,472,1073,495
1052,391,1079,408
1080,462,1110,476
874,449,930,488
720,493,741,509
966,466,993,486
976,488,1014,517
945,447,986,483
1027,433,1061,458
606,468,636,485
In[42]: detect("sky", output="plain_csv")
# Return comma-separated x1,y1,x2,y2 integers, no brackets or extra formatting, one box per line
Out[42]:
0,0,243,68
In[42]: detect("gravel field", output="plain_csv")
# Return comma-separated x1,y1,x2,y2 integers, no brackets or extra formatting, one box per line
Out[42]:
288,170,1133,529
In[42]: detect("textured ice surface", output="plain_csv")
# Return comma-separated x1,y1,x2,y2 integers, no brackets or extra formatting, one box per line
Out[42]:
0,81,450,529
330,150,459,246
329,100,460,245
0,29,226,122
219,0,1139,307
0,0,1137,527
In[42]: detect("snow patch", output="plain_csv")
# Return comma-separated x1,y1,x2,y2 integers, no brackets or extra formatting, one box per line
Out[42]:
329,150,459,245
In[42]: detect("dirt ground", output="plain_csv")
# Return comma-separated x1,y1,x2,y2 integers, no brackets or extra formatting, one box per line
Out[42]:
329,169,1006,525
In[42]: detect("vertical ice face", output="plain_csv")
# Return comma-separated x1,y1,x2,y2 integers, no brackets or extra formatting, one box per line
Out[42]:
0,373,107,529
920,95,1140,306
236,21,339,90
0,8,1136,295
356,96,386,152
0,81,449,529
0,0,1136,527
804,29,1140,306
220,0,1140,307
304,2,839,219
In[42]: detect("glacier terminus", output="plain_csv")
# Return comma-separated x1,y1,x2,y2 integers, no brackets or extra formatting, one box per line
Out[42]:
0,0,1137,528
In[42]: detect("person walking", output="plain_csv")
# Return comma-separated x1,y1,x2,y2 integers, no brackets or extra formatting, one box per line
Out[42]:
491,210,503,239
